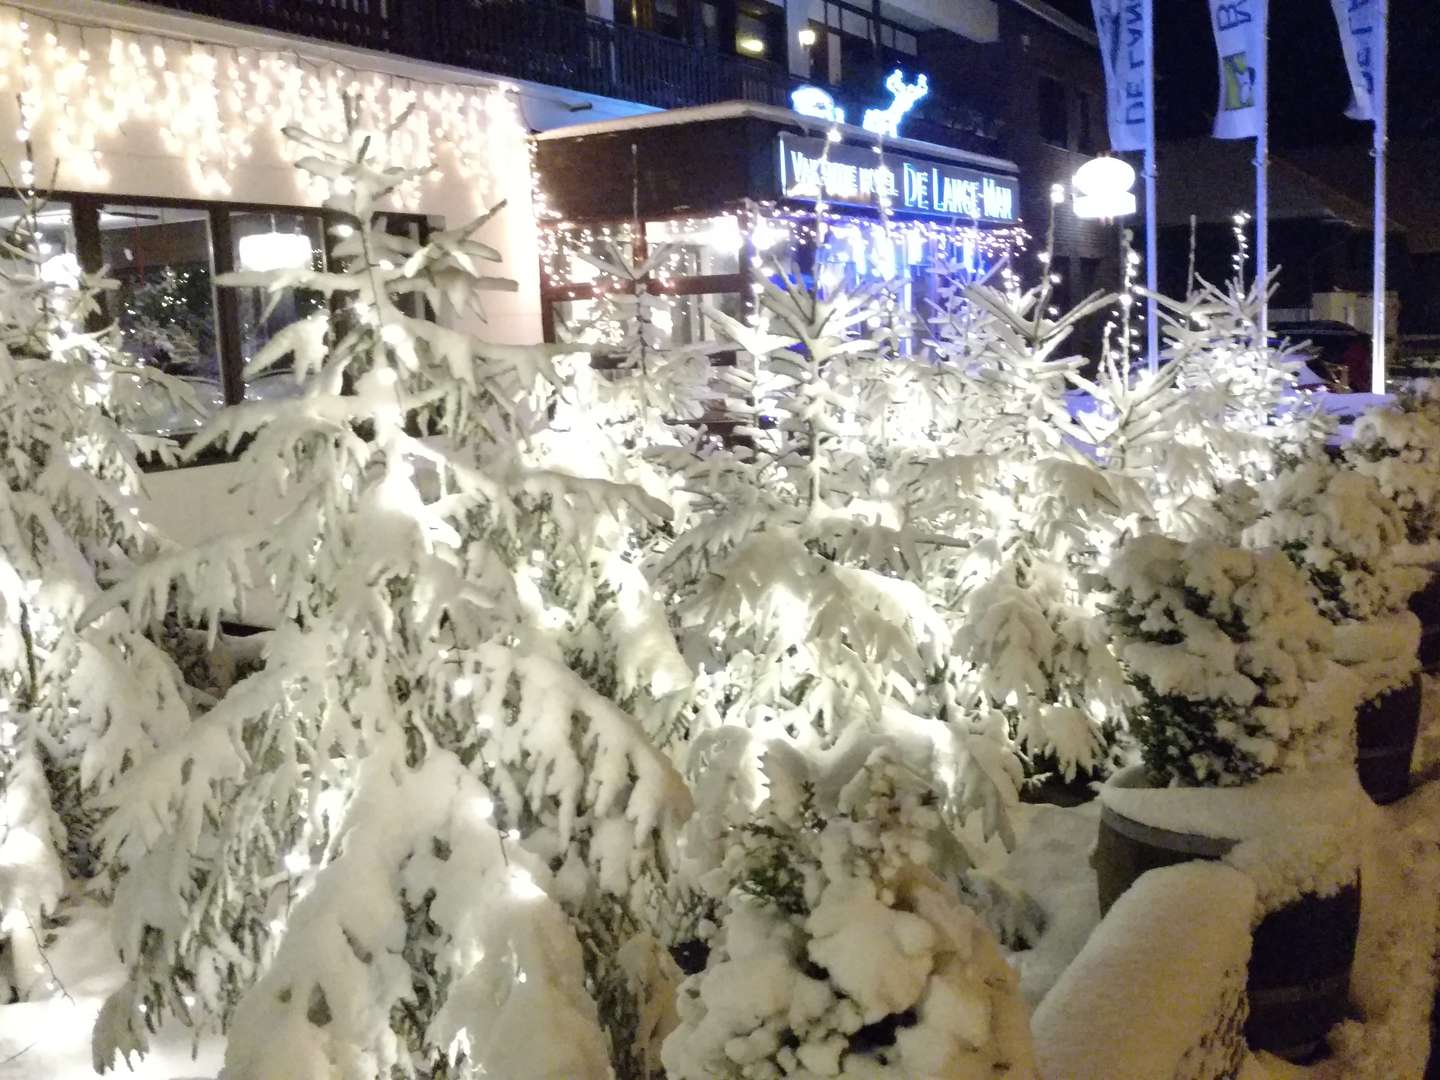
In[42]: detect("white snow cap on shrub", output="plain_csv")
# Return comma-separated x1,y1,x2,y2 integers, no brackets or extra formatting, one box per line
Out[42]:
663,748,1038,1079
1106,534,1345,786
1246,459,1425,623
1345,404,1440,546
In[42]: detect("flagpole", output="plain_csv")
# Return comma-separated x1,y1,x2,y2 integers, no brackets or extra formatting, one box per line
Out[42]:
1143,0,1158,373
1371,0,1389,393
1255,0,1269,345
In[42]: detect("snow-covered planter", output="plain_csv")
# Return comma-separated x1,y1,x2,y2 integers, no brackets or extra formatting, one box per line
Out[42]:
663,746,1038,1079
1245,459,1427,803
1093,765,1366,1062
1105,534,1349,787
1101,535,1369,1060
1032,861,1256,1080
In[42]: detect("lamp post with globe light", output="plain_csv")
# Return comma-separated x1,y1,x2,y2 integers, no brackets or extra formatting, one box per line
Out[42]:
1071,155,1157,372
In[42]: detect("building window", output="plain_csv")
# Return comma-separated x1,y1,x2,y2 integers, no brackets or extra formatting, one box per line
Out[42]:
735,3,782,60
226,211,328,405
1039,76,1069,148
0,195,78,318
1,187,428,455
101,203,223,434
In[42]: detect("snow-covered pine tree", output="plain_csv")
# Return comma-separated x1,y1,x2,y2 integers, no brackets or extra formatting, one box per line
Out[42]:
646,256,1031,1052
1147,269,1326,494
87,105,691,1078
543,237,709,749
656,261,1018,835
0,183,195,1001
931,251,1139,790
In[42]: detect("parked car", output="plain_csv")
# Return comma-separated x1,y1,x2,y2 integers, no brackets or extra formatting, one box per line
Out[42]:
1270,320,1370,391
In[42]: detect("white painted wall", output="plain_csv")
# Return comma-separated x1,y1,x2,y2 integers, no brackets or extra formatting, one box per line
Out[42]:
0,0,548,344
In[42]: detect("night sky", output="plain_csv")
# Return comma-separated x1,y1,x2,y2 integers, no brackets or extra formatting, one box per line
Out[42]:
1041,0,1440,146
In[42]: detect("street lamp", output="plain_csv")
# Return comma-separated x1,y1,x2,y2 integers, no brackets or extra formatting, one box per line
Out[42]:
1072,156,1137,220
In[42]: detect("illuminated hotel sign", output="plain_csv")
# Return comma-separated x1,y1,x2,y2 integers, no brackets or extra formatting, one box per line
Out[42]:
776,133,1019,224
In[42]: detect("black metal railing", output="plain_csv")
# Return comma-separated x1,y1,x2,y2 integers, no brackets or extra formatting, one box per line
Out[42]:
149,0,998,147
148,0,404,50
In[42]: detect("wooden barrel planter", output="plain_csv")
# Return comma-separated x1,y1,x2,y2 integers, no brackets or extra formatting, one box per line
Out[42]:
1410,570,1440,672
1095,780,1361,1064
1356,673,1422,805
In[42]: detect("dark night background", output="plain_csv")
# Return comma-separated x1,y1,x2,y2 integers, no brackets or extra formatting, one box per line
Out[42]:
1043,0,1439,145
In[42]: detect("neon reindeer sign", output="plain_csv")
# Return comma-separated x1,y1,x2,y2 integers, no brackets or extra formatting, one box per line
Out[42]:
862,70,928,137
789,69,929,139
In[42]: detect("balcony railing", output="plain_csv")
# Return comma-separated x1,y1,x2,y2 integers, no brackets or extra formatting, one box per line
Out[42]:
147,0,997,147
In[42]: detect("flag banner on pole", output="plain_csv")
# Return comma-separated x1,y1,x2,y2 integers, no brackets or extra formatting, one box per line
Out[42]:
1208,0,1267,139
1091,0,1151,151
1330,0,1383,121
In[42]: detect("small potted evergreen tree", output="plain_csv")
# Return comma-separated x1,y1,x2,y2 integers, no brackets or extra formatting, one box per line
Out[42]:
1098,533,1366,1062
1246,458,1428,803
663,746,1038,1079
1345,390,1440,668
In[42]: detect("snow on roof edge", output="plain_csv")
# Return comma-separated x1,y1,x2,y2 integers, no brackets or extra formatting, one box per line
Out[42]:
534,100,1020,175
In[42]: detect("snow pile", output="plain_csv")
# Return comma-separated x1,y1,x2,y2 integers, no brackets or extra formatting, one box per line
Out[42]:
1106,535,1346,786
664,748,1038,1079
1031,861,1255,1080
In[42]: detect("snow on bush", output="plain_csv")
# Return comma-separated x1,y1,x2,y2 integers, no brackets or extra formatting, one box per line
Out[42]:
85,112,691,1077
1345,398,1440,549
1246,458,1425,624
1031,861,1255,1080
1105,534,1347,786
664,747,1037,1079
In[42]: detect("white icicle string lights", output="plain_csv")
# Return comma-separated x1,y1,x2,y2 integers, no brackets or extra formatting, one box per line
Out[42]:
0,3,526,206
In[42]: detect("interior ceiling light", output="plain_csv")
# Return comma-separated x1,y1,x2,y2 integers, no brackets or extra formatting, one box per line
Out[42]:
237,230,313,273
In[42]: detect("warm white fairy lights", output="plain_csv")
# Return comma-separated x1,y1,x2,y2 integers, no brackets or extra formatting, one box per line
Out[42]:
536,203,1027,290
0,3,527,210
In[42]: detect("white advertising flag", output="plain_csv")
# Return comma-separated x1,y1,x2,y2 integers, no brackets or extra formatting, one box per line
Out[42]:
1330,0,1384,121
1091,0,1151,152
1208,0,1267,139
